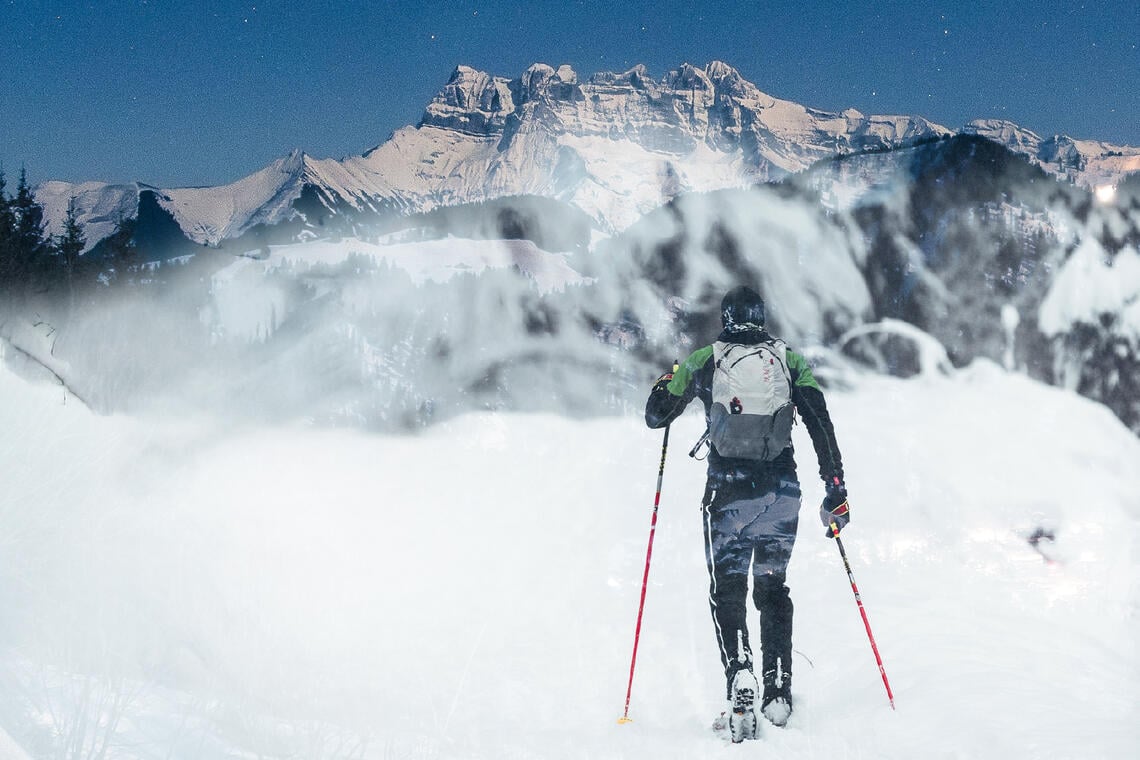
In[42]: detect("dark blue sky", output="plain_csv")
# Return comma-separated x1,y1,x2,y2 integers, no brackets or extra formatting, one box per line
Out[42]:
3,0,1137,188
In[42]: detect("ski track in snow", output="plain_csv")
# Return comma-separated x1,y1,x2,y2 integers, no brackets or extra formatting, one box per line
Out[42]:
0,358,1136,759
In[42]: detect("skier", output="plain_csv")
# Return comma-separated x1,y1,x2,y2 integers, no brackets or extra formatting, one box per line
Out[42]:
644,285,849,741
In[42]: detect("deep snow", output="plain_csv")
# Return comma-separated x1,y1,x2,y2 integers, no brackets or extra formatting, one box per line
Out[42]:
0,349,1136,759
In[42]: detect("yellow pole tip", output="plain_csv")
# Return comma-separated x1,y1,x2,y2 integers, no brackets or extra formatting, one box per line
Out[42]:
617,716,634,724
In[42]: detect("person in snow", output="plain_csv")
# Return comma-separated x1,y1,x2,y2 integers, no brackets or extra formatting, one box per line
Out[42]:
644,285,849,735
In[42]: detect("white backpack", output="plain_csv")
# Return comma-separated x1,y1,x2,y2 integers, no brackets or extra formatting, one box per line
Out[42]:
708,339,795,461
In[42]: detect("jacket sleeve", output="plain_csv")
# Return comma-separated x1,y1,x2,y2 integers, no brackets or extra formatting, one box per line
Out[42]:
787,350,845,484
644,346,711,429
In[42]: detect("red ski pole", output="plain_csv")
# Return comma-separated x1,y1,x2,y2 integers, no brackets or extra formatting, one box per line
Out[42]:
618,418,673,724
831,522,896,710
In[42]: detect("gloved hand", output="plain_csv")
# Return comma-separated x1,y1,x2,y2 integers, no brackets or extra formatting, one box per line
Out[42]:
819,476,850,538
650,370,674,395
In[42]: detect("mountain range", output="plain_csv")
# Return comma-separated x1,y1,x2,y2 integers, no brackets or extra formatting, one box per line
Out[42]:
35,61,1140,251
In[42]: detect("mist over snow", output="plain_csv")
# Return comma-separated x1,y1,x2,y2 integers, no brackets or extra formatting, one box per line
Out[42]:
2,180,885,431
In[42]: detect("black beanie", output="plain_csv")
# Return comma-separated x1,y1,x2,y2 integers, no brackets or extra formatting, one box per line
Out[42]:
720,285,766,330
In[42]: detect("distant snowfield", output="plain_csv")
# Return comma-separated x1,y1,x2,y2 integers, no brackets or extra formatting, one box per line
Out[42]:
0,355,1136,759
208,236,593,344
277,235,590,291
220,236,589,291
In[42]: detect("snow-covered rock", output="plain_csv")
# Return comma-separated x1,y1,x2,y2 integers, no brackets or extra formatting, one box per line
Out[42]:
1039,239,1140,343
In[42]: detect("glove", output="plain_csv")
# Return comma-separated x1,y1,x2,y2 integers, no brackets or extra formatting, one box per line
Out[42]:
650,371,674,395
820,476,850,538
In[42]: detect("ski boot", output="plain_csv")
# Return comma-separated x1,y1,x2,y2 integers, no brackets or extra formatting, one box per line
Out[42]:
728,669,760,742
760,669,792,727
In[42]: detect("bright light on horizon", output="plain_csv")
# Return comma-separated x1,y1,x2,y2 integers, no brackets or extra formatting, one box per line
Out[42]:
1095,184,1117,204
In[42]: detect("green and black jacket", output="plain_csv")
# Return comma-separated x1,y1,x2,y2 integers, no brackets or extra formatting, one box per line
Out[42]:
645,327,844,493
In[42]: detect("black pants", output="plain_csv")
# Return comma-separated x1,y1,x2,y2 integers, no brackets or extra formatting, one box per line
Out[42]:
701,479,800,697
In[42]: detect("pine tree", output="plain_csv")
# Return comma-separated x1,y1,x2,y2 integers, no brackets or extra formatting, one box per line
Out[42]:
10,167,54,295
103,213,139,288
0,167,17,297
56,196,86,310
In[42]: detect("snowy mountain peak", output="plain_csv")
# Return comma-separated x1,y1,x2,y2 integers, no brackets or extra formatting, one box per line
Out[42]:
520,62,557,95
664,62,715,92
518,62,584,104
554,63,578,84
703,60,757,98
276,148,308,175
964,118,1044,150
588,64,652,89
704,59,739,79
422,66,515,134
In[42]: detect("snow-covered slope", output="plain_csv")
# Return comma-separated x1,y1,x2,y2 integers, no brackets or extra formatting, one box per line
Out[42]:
35,180,139,248
157,150,313,243
158,149,403,246
0,342,1135,758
